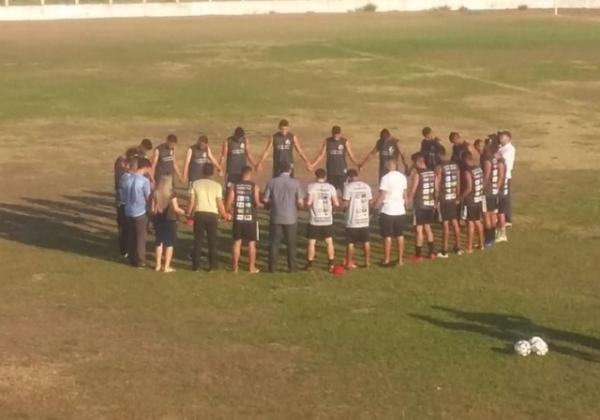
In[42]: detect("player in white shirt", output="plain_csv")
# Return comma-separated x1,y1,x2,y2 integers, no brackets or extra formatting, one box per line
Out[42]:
305,169,340,272
372,159,408,267
341,169,373,269
497,130,515,240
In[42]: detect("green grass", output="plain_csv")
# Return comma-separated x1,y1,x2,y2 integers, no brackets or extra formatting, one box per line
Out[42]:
0,10,599,420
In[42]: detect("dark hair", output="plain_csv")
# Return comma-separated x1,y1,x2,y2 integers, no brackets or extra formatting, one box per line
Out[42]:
279,161,292,173
137,158,151,170
241,166,253,177
203,163,215,177
127,157,139,171
449,132,460,142
422,127,432,137
380,128,391,139
234,127,245,139
346,168,358,178
166,134,178,144
126,147,140,159
315,168,327,179
501,130,512,139
278,119,289,129
197,135,208,144
331,126,341,135
140,138,153,151
411,152,425,162
474,139,483,147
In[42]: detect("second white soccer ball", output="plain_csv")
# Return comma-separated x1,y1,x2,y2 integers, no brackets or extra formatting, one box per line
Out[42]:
514,340,531,356
529,336,549,356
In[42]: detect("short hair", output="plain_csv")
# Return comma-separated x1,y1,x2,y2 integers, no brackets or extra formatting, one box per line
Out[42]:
197,135,208,144
127,157,139,171
203,163,215,177
331,125,341,135
166,134,178,144
140,138,153,151
422,127,432,137
137,158,151,170
315,168,327,179
234,127,245,138
346,168,358,178
278,119,289,129
501,130,512,139
241,166,253,177
449,132,460,142
279,161,292,173
411,152,425,162
474,139,483,147
380,128,391,139
126,147,140,159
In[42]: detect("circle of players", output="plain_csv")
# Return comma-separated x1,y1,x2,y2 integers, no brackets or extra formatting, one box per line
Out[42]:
115,120,515,273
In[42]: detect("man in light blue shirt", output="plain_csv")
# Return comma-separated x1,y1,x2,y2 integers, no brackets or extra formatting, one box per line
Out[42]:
120,158,152,267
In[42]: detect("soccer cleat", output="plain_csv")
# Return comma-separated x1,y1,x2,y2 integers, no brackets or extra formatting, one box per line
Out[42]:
410,255,423,263
496,235,508,243
454,249,465,256
436,252,449,259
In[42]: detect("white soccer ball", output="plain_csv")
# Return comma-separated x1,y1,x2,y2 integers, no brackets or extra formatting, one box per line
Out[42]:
514,340,531,356
529,336,549,356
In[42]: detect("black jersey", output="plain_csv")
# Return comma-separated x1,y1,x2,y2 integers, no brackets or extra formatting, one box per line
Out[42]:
376,137,400,176
483,157,500,197
227,136,247,176
439,162,460,202
326,136,348,176
272,132,295,176
232,180,256,223
155,143,175,178
466,165,484,206
188,144,210,183
420,138,442,170
451,143,469,168
414,168,436,209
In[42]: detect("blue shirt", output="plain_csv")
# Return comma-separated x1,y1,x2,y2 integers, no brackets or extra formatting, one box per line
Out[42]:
120,173,151,217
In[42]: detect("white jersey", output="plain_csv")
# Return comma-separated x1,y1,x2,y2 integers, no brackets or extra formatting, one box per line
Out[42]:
307,181,337,226
379,170,407,216
499,142,516,180
343,181,372,228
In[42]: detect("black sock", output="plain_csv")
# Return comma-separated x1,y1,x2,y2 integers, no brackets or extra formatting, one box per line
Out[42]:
328,259,334,266
415,246,422,257
427,241,435,255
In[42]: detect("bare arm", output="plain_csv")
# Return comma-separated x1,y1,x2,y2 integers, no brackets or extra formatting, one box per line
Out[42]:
310,141,327,170
253,186,264,209
218,140,228,173
345,139,360,166
186,191,196,217
372,189,386,209
171,197,186,217
151,149,159,183
217,198,230,220
172,155,185,184
434,166,442,203
399,149,409,174
483,160,491,184
360,144,379,168
407,170,419,205
332,191,340,208
206,146,222,173
225,187,235,214
182,148,192,184
244,138,258,167
497,161,506,192
293,135,311,166
256,138,273,170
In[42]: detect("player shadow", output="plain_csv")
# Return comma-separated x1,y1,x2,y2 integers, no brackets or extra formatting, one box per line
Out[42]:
410,305,600,362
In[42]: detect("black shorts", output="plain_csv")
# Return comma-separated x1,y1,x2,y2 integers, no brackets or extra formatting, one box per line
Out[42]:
232,221,259,242
379,213,406,238
345,227,370,244
485,195,498,212
439,201,459,222
306,224,333,240
226,173,243,188
414,208,435,226
498,194,509,214
154,220,177,247
327,174,347,192
465,204,482,222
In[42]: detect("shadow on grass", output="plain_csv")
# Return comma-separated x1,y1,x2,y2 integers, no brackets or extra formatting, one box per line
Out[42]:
410,306,600,362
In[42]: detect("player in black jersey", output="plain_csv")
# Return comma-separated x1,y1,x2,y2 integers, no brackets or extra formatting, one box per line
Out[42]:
482,143,505,248
225,166,263,273
419,127,444,170
151,134,184,186
434,147,463,257
449,131,479,170
459,152,485,253
256,119,311,177
309,125,360,191
183,135,221,186
407,153,437,261
359,128,409,180
219,127,257,188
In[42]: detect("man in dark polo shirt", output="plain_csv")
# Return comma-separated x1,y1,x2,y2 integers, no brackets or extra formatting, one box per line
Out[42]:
263,161,304,273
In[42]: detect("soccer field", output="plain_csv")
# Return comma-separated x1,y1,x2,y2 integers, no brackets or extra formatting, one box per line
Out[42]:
0,10,599,420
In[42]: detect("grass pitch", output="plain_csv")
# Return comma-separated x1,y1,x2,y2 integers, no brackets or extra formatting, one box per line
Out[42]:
0,10,599,420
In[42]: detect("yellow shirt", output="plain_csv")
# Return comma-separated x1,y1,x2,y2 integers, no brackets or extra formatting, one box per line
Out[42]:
190,178,222,214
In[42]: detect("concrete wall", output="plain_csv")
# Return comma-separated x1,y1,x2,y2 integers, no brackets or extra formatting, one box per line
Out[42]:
0,0,599,21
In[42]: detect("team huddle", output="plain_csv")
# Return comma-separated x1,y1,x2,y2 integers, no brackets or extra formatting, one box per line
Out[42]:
115,120,516,273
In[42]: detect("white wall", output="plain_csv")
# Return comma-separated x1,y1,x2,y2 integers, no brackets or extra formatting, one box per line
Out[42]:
0,0,599,21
